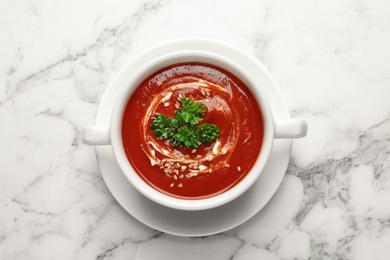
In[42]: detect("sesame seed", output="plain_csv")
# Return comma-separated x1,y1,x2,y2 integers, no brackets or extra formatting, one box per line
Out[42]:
188,171,199,177
178,183,183,188
199,165,207,171
170,183,174,187
237,166,241,171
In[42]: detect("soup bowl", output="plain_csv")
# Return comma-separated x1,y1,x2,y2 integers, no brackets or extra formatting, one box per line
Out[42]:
81,46,307,211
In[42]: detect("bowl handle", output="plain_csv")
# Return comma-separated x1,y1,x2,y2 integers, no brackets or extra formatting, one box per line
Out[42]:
81,126,111,145
274,119,308,139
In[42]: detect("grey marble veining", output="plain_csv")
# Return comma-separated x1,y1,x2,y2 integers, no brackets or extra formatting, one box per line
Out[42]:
1,0,390,259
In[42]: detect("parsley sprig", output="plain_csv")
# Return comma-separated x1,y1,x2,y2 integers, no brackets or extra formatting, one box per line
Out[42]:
151,97,220,149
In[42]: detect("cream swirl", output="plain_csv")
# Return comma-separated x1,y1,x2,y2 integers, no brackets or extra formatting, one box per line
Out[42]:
140,80,240,177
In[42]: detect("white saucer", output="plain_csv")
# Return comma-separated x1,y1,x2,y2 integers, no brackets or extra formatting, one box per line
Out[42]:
95,38,292,237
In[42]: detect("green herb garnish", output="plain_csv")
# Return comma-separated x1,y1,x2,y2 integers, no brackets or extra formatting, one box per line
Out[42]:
151,97,220,149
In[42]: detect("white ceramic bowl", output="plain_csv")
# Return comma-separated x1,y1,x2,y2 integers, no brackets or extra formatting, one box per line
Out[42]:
82,46,307,211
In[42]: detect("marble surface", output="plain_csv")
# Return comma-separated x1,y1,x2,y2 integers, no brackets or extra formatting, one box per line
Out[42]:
1,0,390,259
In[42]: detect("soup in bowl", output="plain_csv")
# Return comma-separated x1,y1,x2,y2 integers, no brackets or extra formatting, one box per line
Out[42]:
82,50,307,211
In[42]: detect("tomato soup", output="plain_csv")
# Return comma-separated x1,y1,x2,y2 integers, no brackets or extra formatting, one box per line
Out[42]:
122,63,263,199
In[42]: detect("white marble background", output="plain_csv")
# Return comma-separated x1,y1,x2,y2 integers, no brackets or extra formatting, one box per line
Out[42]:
1,0,390,259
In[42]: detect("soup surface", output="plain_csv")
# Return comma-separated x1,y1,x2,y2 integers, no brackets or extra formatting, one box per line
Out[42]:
122,63,263,199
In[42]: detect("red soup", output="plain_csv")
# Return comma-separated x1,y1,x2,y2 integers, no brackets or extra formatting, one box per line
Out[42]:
122,63,263,199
